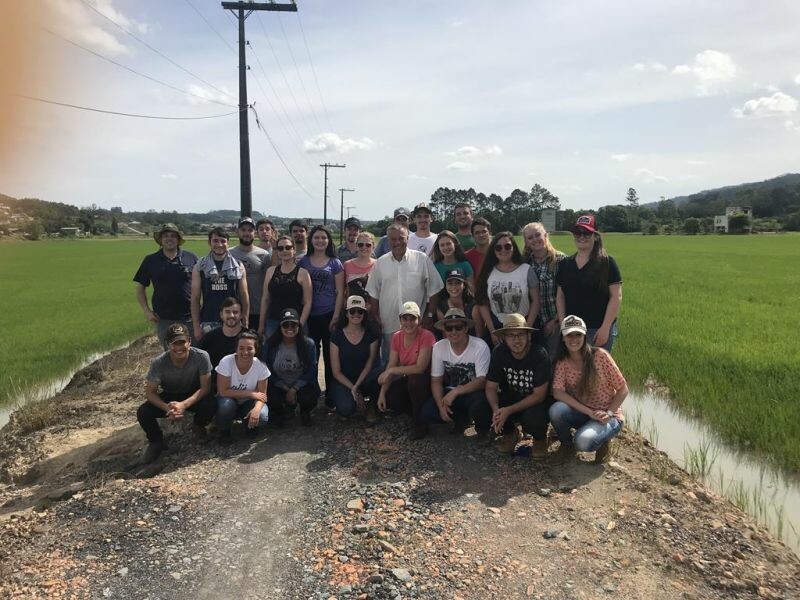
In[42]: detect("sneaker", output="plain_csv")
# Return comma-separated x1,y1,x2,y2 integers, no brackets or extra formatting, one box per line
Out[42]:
494,430,521,454
594,441,611,464
139,442,164,465
409,423,428,441
530,439,549,459
301,410,312,427
450,419,469,436
473,431,494,447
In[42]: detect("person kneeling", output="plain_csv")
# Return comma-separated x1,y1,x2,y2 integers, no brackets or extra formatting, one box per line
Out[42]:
137,323,216,464
422,308,491,436
215,330,270,444
475,314,552,456
329,296,381,421
264,309,320,426
549,315,628,464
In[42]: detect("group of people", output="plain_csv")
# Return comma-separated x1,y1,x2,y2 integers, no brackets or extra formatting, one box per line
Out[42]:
133,204,627,465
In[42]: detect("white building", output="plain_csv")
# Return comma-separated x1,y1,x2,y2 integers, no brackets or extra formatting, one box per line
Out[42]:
714,206,752,233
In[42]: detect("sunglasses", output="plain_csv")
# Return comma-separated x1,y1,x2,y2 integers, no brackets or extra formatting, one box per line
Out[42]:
444,324,466,332
348,308,366,316
276,245,293,251
281,322,299,329
357,242,373,248
495,243,514,251
573,230,593,239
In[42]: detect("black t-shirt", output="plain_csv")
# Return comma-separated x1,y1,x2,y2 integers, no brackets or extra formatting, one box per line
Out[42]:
198,327,240,369
330,327,377,383
554,255,622,328
487,343,551,406
133,250,197,320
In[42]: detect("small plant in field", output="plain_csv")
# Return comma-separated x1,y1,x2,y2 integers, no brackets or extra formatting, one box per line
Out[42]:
13,397,58,434
683,438,717,480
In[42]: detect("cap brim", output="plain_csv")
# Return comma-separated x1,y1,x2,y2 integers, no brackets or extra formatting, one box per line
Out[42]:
561,326,586,336
434,317,475,331
495,325,537,336
572,225,596,234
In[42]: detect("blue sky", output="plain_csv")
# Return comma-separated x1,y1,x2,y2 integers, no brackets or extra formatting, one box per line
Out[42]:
3,0,800,219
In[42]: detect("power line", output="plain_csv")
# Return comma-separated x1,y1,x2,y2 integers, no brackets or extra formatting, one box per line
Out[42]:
295,12,335,134
250,105,317,200
42,27,237,108
275,14,324,134
19,95,241,120
76,0,236,102
183,0,236,55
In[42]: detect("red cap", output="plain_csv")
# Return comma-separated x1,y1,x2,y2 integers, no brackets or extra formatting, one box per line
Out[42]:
573,214,597,234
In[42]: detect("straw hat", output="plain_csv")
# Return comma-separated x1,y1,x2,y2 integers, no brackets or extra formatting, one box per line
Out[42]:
494,313,537,336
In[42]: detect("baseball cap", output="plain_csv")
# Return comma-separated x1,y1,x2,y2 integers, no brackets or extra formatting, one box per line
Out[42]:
560,315,587,336
572,214,597,234
344,217,362,229
444,267,466,282
413,202,432,216
238,217,256,229
346,296,367,310
279,308,300,324
393,207,410,219
399,301,420,318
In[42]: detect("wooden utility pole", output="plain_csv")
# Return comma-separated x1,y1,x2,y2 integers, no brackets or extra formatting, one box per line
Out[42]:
320,162,345,225
222,1,297,217
338,188,355,243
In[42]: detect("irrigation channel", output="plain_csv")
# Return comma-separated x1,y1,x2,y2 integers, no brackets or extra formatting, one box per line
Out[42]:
1,345,798,556
627,391,800,555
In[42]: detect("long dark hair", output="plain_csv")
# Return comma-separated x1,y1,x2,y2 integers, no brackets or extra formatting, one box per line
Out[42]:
433,275,474,308
475,232,523,305
572,231,610,294
308,225,336,258
431,230,468,263
267,322,312,368
555,333,599,402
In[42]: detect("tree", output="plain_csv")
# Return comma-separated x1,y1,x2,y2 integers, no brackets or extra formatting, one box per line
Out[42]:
597,205,629,232
111,216,119,235
23,220,44,240
529,184,560,212
727,213,751,234
656,198,679,221
683,217,700,235
625,187,639,208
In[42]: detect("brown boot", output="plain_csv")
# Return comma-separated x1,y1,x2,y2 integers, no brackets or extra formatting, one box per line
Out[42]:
494,430,520,454
531,439,549,459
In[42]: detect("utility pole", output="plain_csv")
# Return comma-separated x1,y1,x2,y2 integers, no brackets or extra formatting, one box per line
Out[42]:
338,188,355,244
222,1,297,218
346,205,356,218
320,163,345,225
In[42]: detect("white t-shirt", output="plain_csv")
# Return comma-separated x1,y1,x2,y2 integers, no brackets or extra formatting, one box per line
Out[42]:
408,232,436,256
431,336,490,387
486,263,538,323
215,354,271,403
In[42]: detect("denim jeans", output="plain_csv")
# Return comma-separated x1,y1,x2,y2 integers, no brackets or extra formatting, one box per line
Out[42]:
473,397,552,439
215,396,269,434
586,321,618,353
329,378,380,417
421,389,487,427
548,401,621,451
137,392,216,444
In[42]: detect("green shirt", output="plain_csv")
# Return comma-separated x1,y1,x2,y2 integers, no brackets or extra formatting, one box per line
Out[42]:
455,232,475,250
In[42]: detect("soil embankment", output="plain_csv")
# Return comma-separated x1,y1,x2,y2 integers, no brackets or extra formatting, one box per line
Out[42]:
0,337,798,599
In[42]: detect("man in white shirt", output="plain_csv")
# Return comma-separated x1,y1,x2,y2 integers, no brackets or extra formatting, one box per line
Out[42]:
365,223,443,365
407,202,437,256
420,308,491,435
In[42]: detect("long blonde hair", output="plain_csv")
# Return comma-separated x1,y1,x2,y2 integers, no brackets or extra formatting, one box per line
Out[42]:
523,222,559,272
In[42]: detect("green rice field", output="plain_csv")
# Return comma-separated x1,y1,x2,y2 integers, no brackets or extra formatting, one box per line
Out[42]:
1,235,799,471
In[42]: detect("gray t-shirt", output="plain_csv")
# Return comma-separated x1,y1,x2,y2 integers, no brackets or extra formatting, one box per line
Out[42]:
230,246,270,315
274,343,303,387
146,347,212,395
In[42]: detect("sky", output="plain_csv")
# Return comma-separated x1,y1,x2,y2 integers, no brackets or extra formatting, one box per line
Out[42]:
2,0,800,220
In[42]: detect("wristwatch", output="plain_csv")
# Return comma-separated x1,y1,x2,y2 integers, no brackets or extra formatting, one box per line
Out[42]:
606,410,614,417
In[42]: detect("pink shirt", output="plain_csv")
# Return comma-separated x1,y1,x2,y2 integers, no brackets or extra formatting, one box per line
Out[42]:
391,328,436,367
553,349,627,418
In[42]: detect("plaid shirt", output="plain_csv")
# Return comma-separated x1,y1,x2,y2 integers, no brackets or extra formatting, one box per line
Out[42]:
529,251,566,324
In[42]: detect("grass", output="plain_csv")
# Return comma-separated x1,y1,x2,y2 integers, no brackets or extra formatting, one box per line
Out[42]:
543,234,800,473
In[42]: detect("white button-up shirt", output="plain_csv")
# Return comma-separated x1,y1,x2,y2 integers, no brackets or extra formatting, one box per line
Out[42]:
365,248,444,333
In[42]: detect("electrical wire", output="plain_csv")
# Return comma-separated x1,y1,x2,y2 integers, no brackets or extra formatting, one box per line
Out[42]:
76,0,236,102
42,27,237,108
276,14,324,133
19,95,240,120
183,0,236,55
250,105,317,199
295,12,335,134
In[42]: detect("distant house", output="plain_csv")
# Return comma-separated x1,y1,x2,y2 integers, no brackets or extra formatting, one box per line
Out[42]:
59,227,82,237
714,206,752,233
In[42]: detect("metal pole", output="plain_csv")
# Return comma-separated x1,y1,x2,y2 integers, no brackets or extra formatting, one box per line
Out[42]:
236,5,251,218
339,188,355,244
320,163,345,225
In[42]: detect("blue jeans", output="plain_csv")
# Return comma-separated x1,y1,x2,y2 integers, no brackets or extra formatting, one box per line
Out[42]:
215,396,269,434
329,377,380,417
548,401,621,451
586,321,618,353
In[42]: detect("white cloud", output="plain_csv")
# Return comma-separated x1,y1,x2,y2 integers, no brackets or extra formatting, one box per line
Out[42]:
47,0,148,56
610,153,632,162
407,174,428,180
445,145,503,158
785,120,800,132
795,74,800,85
446,161,475,172
636,168,669,183
446,18,464,28
303,133,378,154
160,173,178,180
672,50,737,95
632,62,667,73
731,91,798,118
185,84,234,106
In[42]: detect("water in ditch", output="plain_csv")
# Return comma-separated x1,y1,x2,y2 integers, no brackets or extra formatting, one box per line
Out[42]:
626,391,800,555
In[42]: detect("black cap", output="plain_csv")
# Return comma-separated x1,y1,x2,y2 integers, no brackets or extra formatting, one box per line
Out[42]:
344,217,361,228
238,217,256,228
279,308,300,324
393,207,410,218
444,267,466,282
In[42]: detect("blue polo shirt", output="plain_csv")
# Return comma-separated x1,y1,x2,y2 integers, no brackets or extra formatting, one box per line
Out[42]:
133,249,198,320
